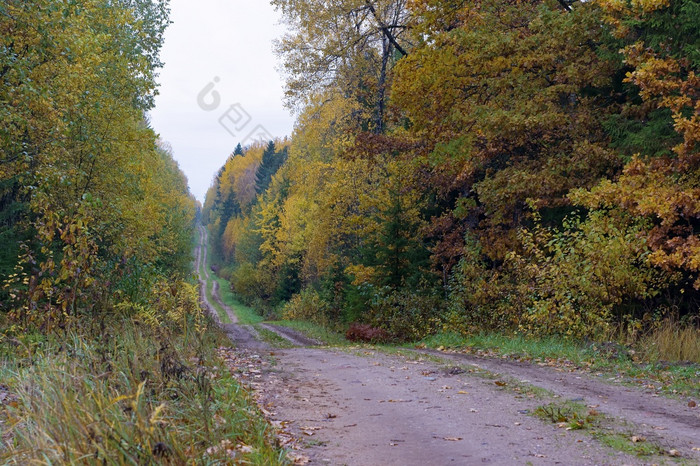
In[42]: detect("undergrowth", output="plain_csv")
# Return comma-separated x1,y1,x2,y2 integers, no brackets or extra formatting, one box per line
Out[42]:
0,314,286,464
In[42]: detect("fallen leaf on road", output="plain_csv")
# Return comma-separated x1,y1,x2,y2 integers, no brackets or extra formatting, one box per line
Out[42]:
457,390,468,395
494,381,507,387
688,400,696,408
287,453,310,464
631,436,645,443
443,437,462,441
668,449,680,457
300,426,321,431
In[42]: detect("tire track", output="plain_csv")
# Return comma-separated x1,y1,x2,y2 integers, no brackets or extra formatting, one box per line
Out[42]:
196,224,316,350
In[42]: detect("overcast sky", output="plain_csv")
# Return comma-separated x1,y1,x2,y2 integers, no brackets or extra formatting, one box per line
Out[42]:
149,0,295,202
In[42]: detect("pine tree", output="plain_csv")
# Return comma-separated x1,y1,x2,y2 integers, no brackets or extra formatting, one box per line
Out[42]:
255,142,288,195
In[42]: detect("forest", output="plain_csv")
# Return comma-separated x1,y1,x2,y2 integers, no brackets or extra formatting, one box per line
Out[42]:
204,0,700,348
0,1,284,463
1,0,699,463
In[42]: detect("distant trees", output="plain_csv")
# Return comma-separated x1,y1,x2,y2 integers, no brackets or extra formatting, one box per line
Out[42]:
256,141,288,195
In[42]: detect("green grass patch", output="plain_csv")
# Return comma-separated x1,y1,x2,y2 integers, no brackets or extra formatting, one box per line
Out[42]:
256,327,295,348
205,279,232,324
418,331,700,398
533,400,670,459
420,331,592,364
214,276,263,325
595,431,666,458
534,401,597,430
270,320,348,346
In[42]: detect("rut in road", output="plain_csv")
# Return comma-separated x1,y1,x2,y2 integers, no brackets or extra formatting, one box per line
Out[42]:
247,347,683,465
414,348,700,461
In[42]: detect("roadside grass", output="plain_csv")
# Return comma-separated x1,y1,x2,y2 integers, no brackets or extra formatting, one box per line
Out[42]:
534,400,670,460
205,279,232,324
269,320,348,346
215,277,263,325
417,331,700,398
418,332,592,364
595,430,667,458
634,320,700,364
0,315,286,464
257,327,296,348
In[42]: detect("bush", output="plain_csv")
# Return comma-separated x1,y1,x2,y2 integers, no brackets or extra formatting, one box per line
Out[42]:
230,262,272,305
362,285,445,341
281,287,332,327
511,210,671,339
446,235,527,334
345,323,389,343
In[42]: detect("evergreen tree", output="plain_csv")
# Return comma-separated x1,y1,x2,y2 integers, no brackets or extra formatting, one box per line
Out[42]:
255,141,288,195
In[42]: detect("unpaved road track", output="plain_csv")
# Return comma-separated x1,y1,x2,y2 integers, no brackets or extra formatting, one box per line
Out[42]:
196,225,301,349
196,225,700,465
257,348,635,465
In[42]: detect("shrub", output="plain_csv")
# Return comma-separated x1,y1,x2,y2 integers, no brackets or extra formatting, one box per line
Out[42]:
230,262,272,305
446,234,528,334
345,323,389,343
362,285,445,341
511,210,671,339
281,287,332,327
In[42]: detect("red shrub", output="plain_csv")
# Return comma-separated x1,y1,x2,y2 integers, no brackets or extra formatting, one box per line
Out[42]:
345,323,390,343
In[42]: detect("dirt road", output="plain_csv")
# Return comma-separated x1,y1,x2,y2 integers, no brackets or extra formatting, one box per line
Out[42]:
196,225,700,465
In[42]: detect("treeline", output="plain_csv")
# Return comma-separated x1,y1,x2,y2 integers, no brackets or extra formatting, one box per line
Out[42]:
204,0,698,340
0,4,292,462
0,0,197,328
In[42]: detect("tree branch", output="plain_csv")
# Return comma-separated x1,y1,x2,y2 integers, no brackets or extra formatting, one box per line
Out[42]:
364,1,408,57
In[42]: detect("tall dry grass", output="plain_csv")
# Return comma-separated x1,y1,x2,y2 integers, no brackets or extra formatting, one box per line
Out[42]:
636,318,700,364
0,316,285,464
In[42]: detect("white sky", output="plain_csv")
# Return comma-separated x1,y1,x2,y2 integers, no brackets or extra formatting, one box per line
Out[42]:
149,0,295,202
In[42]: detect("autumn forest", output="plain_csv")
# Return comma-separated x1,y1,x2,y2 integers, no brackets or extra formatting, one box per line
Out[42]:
0,0,699,463
204,0,699,341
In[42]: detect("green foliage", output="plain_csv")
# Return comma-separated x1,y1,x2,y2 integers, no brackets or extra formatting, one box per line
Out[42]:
256,141,288,195
445,234,525,333
360,189,432,289
512,210,669,338
361,285,445,341
0,0,196,326
202,0,699,345
230,262,272,306
281,287,333,328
